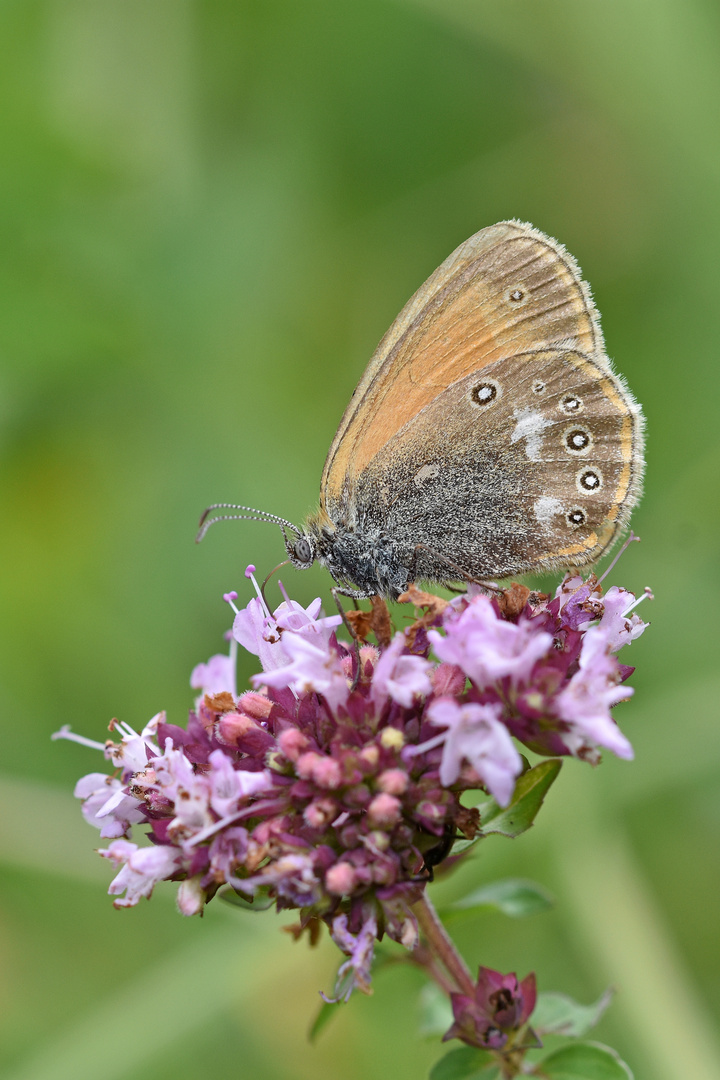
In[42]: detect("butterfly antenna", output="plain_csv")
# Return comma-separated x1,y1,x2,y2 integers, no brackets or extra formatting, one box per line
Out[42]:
196,503,301,544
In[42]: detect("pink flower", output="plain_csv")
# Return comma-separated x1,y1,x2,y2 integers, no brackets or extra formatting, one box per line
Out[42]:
275,596,341,636
99,839,180,908
74,773,145,838
232,595,341,674
327,911,378,1001
207,749,272,817
427,698,523,806
190,648,237,700
554,627,635,760
239,853,321,907
256,630,349,711
595,586,649,653
153,742,214,834
430,595,553,689
371,632,433,708
177,875,205,916
105,713,163,774
232,596,287,672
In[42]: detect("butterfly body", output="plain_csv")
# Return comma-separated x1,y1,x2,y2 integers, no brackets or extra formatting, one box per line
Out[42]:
284,221,644,599
306,519,413,600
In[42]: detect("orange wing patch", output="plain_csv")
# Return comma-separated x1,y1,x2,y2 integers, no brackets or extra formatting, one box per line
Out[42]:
322,222,603,509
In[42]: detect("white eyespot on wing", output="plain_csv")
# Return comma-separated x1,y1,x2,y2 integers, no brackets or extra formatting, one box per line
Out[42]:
533,495,564,526
511,407,554,461
413,462,440,488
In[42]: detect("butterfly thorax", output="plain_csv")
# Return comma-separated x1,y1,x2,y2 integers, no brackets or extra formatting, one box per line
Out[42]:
303,513,413,599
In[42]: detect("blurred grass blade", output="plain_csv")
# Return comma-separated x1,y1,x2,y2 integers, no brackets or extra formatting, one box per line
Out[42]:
308,999,340,1044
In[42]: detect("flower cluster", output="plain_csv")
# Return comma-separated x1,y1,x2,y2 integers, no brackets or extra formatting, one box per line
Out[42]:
55,569,648,999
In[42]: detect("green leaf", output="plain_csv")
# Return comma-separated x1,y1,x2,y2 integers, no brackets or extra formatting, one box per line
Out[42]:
429,1046,498,1080
218,885,274,911
533,1041,634,1079
418,983,454,1037
447,877,554,918
477,759,562,838
532,990,614,1038
308,999,340,1043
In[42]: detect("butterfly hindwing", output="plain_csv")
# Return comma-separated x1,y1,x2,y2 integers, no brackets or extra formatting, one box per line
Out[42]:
349,348,641,581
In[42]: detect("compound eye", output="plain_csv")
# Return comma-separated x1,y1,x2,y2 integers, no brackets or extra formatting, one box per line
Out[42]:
293,537,313,565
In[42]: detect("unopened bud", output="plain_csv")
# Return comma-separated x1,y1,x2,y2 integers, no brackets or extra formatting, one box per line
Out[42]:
176,875,205,916
368,793,402,827
325,862,357,896
380,727,404,751
377,768,408,795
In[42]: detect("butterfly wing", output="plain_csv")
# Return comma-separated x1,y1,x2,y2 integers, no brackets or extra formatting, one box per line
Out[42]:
321,221,608,520
318,221,643,581
349,347,643,580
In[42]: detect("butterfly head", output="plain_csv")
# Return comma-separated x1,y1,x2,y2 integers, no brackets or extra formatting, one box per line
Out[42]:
285,530,316,570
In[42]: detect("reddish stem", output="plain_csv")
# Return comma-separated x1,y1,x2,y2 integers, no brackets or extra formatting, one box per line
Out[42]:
412,891,475,997
409,943,458,997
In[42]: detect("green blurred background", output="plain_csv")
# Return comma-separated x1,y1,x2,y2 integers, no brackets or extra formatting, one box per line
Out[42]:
1,2,719,1078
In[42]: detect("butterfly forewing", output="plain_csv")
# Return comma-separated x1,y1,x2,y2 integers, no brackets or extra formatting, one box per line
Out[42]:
321,221,606,517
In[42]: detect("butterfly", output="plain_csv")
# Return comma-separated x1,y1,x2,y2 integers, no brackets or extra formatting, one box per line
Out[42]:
201,221,644,599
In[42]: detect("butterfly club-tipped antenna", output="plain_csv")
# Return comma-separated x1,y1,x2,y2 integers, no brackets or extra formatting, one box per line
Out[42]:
195,503,303,547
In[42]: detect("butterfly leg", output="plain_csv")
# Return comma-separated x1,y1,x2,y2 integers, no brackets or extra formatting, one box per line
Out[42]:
332,584,375,600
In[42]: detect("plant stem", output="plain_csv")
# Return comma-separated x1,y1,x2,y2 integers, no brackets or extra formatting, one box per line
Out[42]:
409,943,459,996
412,891,475,997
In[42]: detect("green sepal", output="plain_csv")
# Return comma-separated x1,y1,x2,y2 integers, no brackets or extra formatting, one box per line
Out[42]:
218,885,274,911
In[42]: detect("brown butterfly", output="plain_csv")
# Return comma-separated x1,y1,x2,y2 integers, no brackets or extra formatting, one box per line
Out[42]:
200,221,644,599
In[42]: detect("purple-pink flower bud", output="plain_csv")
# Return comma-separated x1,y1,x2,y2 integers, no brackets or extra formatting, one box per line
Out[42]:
377,768,408,796
326,861,358,895
444,966,537,1049
367,793,402,828
277,728,309,761
296,752,342,789
216,711,275,755
431,662,467,697
303,798,338,829
237,691,273,720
